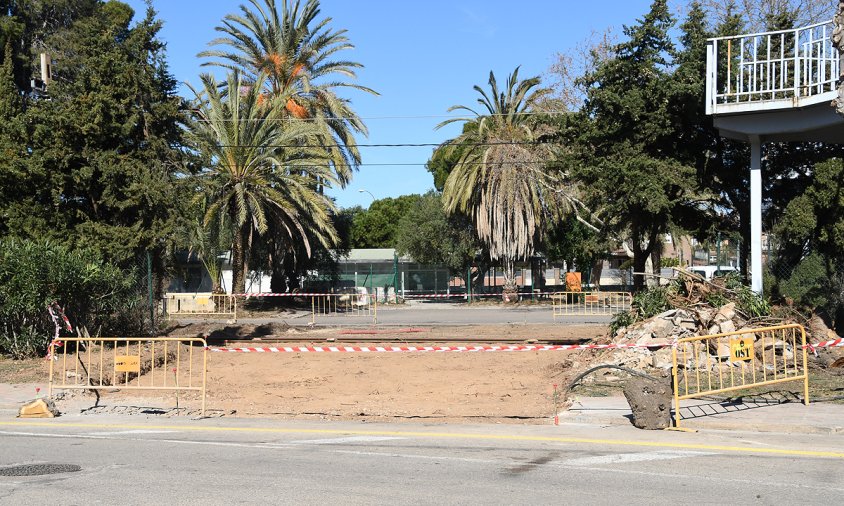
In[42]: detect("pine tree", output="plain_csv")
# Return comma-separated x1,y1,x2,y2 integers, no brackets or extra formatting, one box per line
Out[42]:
14,3,186,267
0,41,28,235
577,0,698,290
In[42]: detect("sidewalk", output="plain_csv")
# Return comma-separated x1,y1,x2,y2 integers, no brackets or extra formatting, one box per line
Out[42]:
561,395,844,434
3,381,842,434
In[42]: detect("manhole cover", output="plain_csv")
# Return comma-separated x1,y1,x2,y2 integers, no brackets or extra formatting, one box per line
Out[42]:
0,464,81,476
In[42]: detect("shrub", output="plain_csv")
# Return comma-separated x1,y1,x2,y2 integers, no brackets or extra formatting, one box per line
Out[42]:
0,239,142,358
722,273,771,318
777,253,844,326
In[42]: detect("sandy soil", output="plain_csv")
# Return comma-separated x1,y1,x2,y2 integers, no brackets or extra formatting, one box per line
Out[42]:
2,324,607,423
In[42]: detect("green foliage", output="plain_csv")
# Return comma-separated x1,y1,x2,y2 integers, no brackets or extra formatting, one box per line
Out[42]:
184,70,337,294
722,274,771,318
578,0,701,291
350,195,423,248
1,3,186,264
632,285,673,320
610,283,674,336
199,0,377,188
778,253,828,311
0,239,140,359
544,214,602,272
660,256,680,268
704,291,729,309
609,310,635,336
425,122,477,192
438,67,571,291
395,191,481,277
775,158,844,263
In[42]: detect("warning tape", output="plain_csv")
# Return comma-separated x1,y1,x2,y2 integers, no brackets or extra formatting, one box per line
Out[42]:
234,292,544,298
46,302,72,361
236,292,345,297
207,339,844,354
401,293,540,299
207,342,670,353
808,338,843,351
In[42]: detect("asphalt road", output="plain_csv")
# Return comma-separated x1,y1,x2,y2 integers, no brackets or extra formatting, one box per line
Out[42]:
1,416,842,505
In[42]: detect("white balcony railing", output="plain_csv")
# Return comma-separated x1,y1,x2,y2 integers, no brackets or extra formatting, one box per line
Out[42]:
706,20,839,114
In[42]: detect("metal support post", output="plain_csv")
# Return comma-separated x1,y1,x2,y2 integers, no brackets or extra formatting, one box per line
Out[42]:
467,266,472,303
750,135,763,294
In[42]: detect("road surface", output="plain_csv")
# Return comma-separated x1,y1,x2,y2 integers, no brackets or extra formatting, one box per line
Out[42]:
1,416,841,504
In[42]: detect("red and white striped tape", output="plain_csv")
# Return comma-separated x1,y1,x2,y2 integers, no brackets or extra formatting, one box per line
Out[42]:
236,292,342,297
207,342,670,353
808,338,843,350
207,338,844,354
235,292,541,298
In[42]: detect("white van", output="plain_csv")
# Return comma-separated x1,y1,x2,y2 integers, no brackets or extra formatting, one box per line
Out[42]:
688,265,738,280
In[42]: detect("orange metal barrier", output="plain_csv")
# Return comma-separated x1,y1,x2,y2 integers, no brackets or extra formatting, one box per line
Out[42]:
551,291,632,317
311,293,377,324
48,337,207,415
163,293,237,321
672,324,809,428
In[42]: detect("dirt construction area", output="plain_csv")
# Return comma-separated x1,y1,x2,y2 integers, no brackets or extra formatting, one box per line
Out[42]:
1,320,609,423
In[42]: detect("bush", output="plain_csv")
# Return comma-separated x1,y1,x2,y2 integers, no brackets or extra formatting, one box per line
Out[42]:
0,239,143,358
609,283,675,336
660,257,680,268
777,253,844,326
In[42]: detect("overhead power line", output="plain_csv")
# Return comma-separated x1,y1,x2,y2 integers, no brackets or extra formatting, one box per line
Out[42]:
189,111,572,122
212,160,567,169
217,140,558,148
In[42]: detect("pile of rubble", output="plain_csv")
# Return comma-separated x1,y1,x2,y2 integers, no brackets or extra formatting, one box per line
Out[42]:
593,270,843,372
605,302,750,370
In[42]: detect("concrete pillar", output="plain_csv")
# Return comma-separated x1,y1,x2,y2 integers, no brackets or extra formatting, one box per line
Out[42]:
750,135,763,294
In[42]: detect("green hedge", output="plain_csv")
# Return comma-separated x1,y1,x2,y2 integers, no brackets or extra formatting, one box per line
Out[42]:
0,239,142,358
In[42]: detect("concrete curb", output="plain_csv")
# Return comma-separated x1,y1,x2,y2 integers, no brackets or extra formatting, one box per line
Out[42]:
559,396,844,435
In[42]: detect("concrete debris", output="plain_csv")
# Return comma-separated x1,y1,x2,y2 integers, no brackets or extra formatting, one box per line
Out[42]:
18,398,60,418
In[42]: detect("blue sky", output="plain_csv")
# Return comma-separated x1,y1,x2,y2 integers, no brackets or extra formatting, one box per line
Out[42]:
124,0,660,209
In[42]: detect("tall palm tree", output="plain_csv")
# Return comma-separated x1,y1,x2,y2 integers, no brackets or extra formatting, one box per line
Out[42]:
438,67,570,295
198,0,376,187
186,71,339,294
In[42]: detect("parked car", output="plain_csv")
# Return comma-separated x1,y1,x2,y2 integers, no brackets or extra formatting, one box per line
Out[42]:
688,265,737,280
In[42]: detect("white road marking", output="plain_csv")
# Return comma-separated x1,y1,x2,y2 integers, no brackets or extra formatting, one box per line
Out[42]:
558,464,844,493
563,450,713,466
329,449,496,464
86,430,177,436
291,436,405,445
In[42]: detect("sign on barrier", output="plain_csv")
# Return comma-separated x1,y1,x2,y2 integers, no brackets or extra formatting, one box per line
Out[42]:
672,324,809,428
163,293,237,321
550,291,632,317
48,337,207,415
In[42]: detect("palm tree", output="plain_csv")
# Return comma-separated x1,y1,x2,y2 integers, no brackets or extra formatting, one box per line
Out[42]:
198,0,376,187
185,71,339,294
438,67,570,296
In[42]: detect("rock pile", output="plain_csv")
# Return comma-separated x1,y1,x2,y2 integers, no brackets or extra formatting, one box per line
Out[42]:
602,302,779,370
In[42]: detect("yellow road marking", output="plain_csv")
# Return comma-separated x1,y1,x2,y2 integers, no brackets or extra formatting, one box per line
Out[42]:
1,420,842,459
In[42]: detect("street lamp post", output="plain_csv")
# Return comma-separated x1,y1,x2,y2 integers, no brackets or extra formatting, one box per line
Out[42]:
358,189,376,203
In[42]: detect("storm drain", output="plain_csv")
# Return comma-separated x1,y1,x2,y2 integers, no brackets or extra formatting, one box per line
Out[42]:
0,464,81,476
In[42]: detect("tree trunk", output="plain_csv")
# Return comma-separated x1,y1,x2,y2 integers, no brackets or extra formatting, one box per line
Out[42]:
502,257,518,301
591,258,603,291
648,247,662,289
632,252,648,292
231,224,248,295
270,248,286,294
283,253,300,292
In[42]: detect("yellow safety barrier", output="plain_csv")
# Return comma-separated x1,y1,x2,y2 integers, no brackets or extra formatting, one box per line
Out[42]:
311,293,377,325
48,337,207,415
164,293,237,321
672,324,809,428
551,291,632,317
